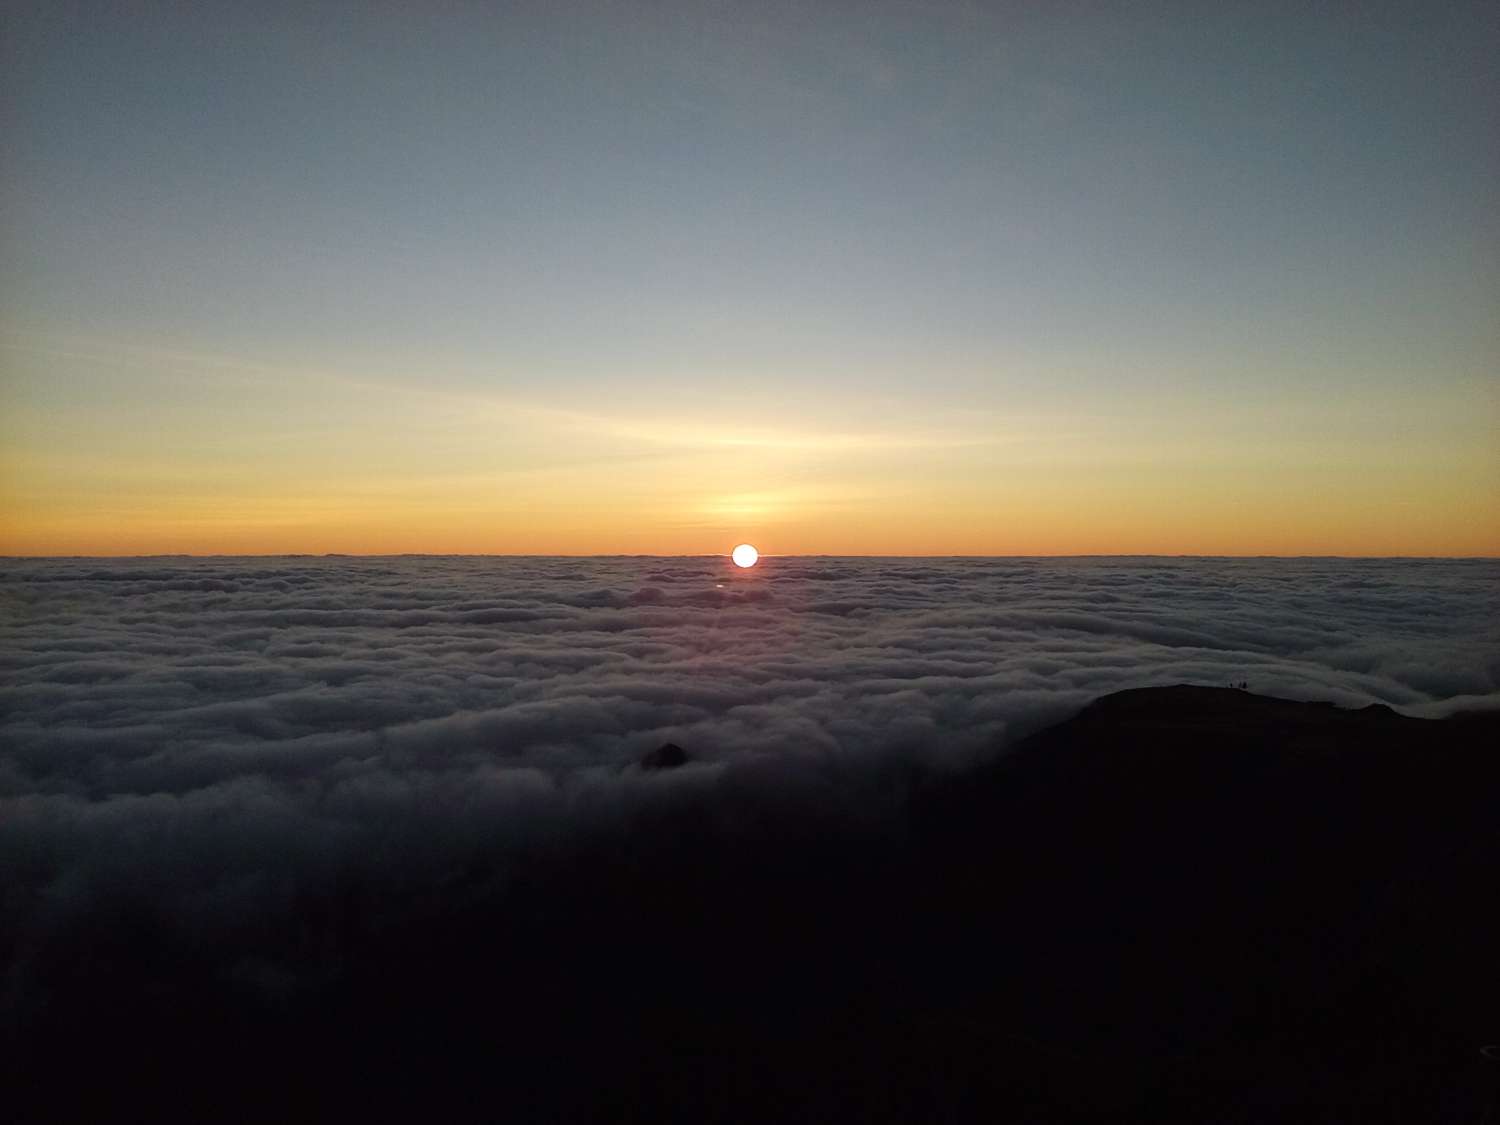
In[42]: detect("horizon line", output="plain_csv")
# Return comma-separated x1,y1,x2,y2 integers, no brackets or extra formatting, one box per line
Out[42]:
4,552,1497,562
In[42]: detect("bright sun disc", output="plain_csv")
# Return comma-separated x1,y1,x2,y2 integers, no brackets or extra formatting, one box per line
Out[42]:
731,543,759,568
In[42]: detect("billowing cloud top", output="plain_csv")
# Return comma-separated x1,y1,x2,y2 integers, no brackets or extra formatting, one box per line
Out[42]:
1,555,1496,1018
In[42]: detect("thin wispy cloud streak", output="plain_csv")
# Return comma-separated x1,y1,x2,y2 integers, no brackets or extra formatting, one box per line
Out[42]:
1,555,1496,1017
1,328,1013,459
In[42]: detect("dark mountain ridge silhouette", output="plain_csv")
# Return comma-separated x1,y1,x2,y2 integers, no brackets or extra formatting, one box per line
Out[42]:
8,686,1498,1122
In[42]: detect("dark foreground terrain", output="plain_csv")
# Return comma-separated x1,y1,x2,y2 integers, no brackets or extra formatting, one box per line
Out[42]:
8,687,1499,1122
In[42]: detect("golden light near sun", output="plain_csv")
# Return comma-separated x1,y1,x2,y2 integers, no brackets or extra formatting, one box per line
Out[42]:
731,543,760,568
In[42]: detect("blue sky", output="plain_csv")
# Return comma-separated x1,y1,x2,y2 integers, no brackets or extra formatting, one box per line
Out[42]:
2,1,1496,553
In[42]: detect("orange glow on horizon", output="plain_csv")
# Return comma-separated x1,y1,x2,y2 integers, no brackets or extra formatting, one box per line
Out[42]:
3,334,1495,560
3,501,1496,558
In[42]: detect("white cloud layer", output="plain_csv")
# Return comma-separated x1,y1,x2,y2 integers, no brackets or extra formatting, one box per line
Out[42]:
2,555,1496,1013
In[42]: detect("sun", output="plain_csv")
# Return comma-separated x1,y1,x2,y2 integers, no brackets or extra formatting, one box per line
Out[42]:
731,543,759,568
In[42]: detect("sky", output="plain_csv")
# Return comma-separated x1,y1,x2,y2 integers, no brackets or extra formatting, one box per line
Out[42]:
1,0,1496,556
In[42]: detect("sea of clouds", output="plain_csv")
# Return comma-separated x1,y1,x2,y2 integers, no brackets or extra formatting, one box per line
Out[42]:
2,555,1497,1015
